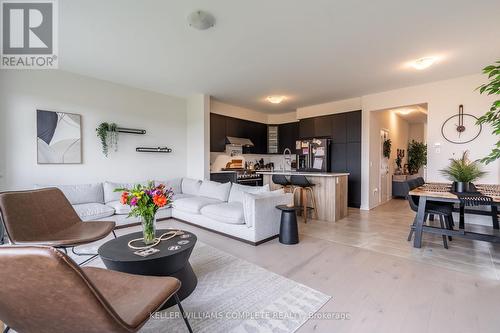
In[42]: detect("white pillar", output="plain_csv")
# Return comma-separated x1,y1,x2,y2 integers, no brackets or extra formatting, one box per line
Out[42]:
186,94,210,180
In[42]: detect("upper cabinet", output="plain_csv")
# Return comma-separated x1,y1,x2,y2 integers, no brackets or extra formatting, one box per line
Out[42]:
314,115,333,137
299,117,315,138
210,113,268,154
345,111,361,143
278,122,299,153
210,113,227,152
331,113,347,143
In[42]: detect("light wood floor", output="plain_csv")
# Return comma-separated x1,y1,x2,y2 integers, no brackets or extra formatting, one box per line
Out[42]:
150,200,500,333
7,199,498,333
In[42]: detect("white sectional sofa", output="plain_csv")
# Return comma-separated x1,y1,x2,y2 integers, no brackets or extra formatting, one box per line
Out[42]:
37,178,292,245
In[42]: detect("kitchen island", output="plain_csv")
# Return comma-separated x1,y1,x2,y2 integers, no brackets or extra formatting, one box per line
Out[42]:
257,171,349,222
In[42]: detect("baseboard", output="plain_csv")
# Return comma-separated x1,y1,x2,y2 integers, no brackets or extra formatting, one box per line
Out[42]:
169,217,278,246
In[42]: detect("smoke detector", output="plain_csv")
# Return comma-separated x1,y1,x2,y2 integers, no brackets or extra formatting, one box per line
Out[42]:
187,11,216,30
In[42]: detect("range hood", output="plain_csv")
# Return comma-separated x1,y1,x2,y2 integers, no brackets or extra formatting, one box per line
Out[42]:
225,136,254,147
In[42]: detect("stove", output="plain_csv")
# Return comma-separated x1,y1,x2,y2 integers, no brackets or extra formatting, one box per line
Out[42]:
213,169,264,186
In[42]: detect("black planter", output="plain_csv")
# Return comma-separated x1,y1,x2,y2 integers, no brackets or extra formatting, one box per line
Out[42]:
454,181,471,193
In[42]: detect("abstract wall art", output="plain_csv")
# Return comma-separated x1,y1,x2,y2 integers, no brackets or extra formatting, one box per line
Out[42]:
37,110,82,164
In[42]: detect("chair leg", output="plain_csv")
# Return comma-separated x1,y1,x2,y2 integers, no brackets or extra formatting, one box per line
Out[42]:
439,215,448,249
307,187,318,219
407,216,417,241
303,188,308,223
445,215,453,241
174,293,193,333
112,230,117,238
71,247,99,266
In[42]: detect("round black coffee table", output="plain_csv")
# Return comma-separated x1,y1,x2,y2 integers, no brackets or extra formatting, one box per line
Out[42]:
98,229,197,308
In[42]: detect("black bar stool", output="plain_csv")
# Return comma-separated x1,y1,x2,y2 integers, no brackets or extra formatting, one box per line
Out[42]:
290,175,317,223
272,174,293,193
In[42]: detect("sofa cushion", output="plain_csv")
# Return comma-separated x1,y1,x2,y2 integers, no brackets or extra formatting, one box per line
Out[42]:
243,189,286,227
106,200,131,215
181,178,202,196
35,183,104,205
199,180,232,202
173,197,222,214
228,183,270,204
73,203,115,221
172,193,194,201
104,181,148,203
200,202,245,225
154,178,182,195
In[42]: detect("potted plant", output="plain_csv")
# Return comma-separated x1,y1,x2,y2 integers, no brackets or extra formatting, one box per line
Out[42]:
116,182,173,244
439,151,487,193
395,149,405,175
407,140,427,175
476,60,499,164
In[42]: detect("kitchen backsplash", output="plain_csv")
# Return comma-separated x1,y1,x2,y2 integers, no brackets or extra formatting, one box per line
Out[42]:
210,152,296,171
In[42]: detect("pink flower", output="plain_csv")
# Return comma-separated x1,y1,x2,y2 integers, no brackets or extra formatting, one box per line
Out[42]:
130,197,138,206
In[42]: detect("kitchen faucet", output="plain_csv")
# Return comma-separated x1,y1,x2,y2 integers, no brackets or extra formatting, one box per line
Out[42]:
283,148,292,171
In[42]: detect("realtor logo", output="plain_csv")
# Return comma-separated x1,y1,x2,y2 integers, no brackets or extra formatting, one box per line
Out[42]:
1,0,58,69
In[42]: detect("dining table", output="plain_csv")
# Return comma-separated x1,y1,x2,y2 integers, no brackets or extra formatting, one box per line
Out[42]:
409,183,500,248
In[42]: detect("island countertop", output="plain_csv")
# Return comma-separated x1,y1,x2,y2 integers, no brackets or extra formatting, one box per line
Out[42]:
256,171,350,177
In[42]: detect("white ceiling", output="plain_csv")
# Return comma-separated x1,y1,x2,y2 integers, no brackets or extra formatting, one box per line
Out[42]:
60,0,500,113
392,104,428,124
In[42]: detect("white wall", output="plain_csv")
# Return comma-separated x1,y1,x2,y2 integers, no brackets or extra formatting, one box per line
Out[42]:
361,74,499,209
211,99,269,123
186,94,210,180
296,97,362,119
0,70,187,190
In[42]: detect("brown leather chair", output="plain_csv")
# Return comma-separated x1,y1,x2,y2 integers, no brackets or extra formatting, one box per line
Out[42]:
0,246,193,333
0,188,115,264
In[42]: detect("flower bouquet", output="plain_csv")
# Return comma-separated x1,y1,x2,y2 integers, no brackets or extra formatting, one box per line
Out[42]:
115,182,173,245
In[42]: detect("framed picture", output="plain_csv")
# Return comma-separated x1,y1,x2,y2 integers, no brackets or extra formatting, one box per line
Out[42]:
37,110,82,164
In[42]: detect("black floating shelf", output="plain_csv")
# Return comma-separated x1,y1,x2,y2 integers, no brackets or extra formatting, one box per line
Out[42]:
117,127,146,135
136,147,172,153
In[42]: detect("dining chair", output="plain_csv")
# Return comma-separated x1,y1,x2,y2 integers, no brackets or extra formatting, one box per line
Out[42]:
0,246,193,333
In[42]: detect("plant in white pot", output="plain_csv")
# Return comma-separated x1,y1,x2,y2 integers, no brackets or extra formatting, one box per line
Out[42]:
440,151,487,193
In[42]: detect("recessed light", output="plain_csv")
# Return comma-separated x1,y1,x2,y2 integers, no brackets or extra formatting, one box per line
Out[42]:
411,57,437,70
266,96,286,104
397,109,413,115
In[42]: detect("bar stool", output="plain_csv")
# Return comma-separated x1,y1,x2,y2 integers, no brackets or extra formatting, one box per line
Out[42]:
272,174,293,193
290,175,317,223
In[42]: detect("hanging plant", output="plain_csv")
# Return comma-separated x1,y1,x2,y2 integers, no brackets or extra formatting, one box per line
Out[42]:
96,122,118,157
383,139,392,159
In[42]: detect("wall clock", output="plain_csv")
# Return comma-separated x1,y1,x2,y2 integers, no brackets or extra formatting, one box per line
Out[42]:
441,105,482,144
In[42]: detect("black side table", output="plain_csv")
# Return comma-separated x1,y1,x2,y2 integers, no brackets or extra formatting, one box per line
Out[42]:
276,205,299,244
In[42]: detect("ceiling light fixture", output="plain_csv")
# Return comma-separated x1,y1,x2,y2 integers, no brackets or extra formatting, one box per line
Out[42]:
266,96,286,104
187,10,216,30
411,57,437,70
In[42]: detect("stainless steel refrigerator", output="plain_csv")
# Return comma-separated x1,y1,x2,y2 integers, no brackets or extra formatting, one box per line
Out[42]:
295,138,331,172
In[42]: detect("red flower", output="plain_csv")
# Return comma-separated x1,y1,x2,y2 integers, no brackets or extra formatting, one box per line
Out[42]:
153,194,167,207
120,192,129,205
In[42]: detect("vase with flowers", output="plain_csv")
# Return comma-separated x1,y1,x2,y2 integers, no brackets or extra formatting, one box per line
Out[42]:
115,182,173,245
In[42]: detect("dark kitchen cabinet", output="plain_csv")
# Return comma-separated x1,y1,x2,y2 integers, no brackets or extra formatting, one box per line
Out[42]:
247,122,267,154
346,111,361,143
330,143,347,172
278,122,299,153
331,113,347,143
346,142,361,208
210,113,227,152
314,115,333,137
299,117,315,138
225,117,245,138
